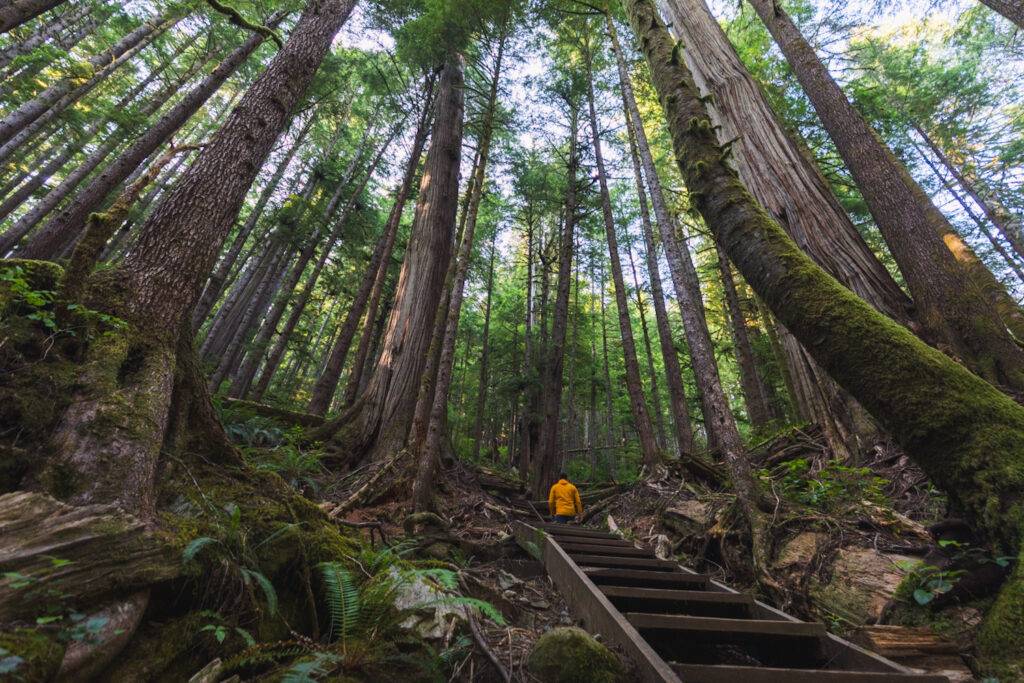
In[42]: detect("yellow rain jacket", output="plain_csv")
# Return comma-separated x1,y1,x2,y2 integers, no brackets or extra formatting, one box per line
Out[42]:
548,479,583,517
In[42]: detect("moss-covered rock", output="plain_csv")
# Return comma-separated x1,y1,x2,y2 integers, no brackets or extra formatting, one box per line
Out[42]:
526,627,624,683
0,628,64,682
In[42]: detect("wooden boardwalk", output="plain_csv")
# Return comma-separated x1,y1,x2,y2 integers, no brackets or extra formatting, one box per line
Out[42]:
513,520,951,683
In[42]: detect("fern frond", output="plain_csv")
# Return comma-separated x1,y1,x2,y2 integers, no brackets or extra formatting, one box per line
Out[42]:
182,536,218,563
421,596,506,626
318,561,360,641
240,567,279,616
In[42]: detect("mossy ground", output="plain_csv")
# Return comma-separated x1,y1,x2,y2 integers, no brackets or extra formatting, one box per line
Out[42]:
526,627,625,683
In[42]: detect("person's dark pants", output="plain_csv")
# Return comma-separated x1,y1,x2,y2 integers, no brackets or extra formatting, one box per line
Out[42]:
553,515,574,524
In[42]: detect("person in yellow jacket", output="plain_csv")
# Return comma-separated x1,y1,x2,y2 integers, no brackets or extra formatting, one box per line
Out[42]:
548,472,583,523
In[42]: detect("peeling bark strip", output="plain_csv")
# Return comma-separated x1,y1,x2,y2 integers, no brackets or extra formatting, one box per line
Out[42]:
121,0,358,335
623,0,1024,669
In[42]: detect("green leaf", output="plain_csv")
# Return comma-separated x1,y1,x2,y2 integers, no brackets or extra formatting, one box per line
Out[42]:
182,537,218,563
0,656,24,674
913,589,934,605
36,615,62,625
240,568,278,616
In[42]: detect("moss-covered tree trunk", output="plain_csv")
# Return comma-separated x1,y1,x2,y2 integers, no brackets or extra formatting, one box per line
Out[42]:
623,0,1024,674
745,0,1024,391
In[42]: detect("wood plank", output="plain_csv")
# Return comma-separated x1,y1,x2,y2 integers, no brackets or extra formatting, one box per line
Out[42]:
536,524,617,539
584,568,710,589
626,613,826,639
670,663,950,683
571,554,680,571
600,586,753,604
556,542,653,557
600,586,753,619
548,536,636,547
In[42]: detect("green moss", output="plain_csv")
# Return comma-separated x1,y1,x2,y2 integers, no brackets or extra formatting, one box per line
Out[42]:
977,547,1024,680
526,627,625,683
0,628,64,682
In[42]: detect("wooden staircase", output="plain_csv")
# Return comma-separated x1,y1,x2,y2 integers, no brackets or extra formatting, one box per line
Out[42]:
513,520,951,683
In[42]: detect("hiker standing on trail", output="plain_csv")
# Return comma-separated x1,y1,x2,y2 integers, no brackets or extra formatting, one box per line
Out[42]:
548,472,583,523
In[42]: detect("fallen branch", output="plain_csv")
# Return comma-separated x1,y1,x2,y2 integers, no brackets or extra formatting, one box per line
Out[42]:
328,455,399,517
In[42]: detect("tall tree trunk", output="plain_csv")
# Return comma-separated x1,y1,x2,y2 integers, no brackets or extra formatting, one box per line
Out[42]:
745,0,1024,389
531,100,578,499
18,16,285,259
912,121,1024,265
0,4,89,73
0,0,67,35
0,12,175,152
912,138,1024,286
0,45,178,224
0,55,204,254
314,54,463,465
249,128,399,400
471,232,497,460
655,0,896,456
517,220,536,482
308,75,434,415
597,262,617,478
192,113,315,328
583,35,661,469
626,2,1024,667
717,241,775,428
412,42,504,507
978,0,1024,28
626,240,668,449
613,46,695,457
231,127,393,399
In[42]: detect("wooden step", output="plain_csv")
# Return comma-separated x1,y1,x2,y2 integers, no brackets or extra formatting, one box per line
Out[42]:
629,613,828,668
557,542,653,557
599,586,754,619
670,663,949,683
584,567,710,590
570,554,679,571
536,524,617,539
550,536,636,548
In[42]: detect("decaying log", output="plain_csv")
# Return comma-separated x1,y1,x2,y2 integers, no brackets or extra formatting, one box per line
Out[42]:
0,491,179,621
852,626,974,682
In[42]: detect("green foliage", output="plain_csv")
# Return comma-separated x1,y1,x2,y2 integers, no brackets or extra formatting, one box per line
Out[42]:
896,541,1014,606
762,457,888,511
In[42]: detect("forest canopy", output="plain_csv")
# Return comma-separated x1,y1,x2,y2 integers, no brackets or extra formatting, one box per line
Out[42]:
0,0,1023,680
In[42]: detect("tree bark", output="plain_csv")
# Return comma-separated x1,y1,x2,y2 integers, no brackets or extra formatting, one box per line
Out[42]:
314,54,463,465
978,0,1024,28
471,231,497,460
0,12,175,153
717,241,775,428
584,35,661,469
413,43,504,509
0,0,67,34
745,0,1024,390
625,2,1024,666
611,33,695,457
308,75,435,415
18,16,285,259
192,113,315,328
0,3,89,70
531,97,578,499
